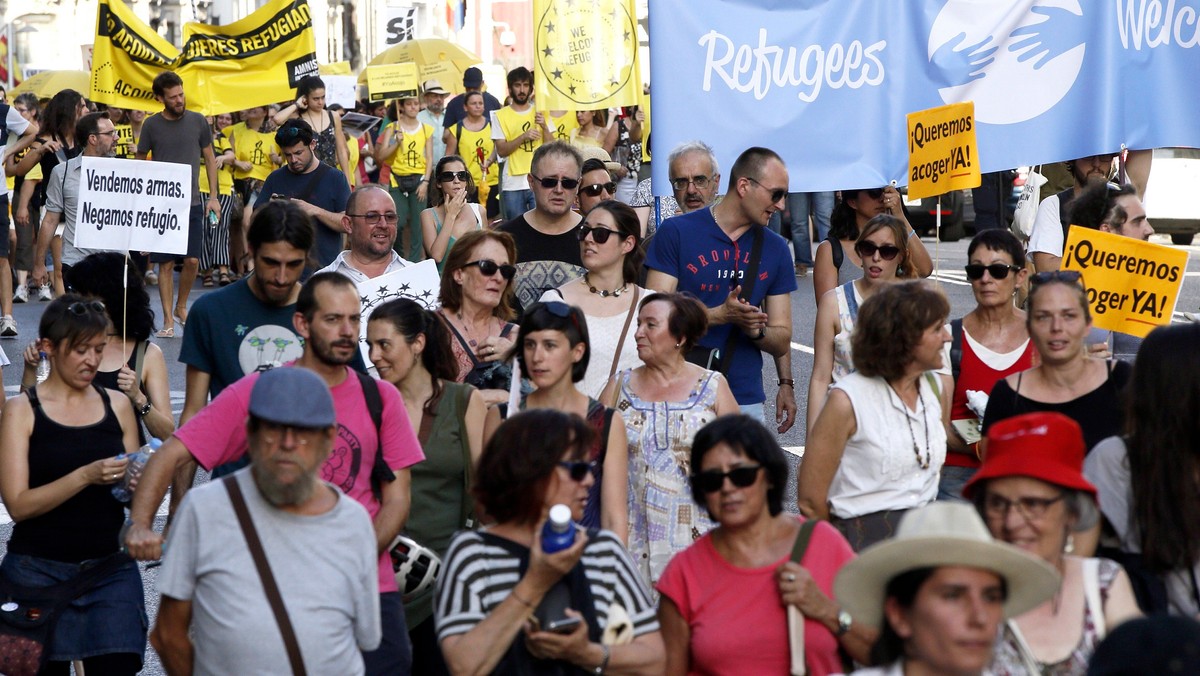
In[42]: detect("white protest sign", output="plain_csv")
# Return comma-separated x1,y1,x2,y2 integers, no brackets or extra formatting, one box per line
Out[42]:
355,259,441,363
73,157,191,255
324,74,358,109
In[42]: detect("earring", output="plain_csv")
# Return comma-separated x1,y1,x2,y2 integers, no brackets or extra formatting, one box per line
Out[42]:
1064,534,1075,554
675,342,682,349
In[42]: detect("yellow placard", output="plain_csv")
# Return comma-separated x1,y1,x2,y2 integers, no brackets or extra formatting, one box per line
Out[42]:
91,0,317,115
1061,227,1190,338
533,0,640,110
366,63,419,102
906,101,980,200
320,61,351,75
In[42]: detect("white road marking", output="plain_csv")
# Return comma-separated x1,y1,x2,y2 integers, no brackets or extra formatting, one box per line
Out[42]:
790,342,815,355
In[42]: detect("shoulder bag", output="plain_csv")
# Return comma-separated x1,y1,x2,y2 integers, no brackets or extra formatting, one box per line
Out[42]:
684,227,765,374
787,518,820,676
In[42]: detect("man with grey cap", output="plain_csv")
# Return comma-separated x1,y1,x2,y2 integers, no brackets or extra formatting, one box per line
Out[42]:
418,79,449,165
442,66,502,132
152,367,382,676
126,271,423,675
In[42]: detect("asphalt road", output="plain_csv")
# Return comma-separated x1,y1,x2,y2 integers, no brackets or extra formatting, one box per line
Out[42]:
1,232,1198,673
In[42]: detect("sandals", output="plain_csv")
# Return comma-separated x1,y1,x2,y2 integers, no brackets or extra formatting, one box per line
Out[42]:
219,271,232,286
155,327,175,338
202,274,215,288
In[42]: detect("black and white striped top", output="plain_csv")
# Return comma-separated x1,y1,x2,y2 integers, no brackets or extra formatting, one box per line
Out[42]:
435,529,659,641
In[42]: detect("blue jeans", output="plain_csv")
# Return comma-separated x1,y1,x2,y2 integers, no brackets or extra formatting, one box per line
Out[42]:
500,189,535,221
739,402,765,424
937,465,978,502
786,192,834,266
363,591,411,675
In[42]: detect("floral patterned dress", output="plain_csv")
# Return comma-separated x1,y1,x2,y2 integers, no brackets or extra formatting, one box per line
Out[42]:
616,368,724,589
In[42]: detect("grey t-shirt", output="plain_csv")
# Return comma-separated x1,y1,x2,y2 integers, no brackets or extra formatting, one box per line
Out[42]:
137,110,211,205
45,155,100,265
158,468,381,676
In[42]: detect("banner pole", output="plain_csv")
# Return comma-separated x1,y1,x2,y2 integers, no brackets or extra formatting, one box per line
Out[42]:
934,195,941,286
122,252,129,361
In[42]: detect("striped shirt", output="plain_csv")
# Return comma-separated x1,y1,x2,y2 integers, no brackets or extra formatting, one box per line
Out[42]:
435,529,659,641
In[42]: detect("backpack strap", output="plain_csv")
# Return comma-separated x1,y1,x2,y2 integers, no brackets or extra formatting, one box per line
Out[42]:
355,369,396,502
828,234,844,270
1057,187,1076,243
842,281,859,320
949,318,964,384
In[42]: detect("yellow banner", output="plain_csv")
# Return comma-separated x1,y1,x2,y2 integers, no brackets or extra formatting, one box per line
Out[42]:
533,0,640,110
91,0,180,111
366,63,419,101
91,0,317,115
906,101,980,200
1061,227,1190,338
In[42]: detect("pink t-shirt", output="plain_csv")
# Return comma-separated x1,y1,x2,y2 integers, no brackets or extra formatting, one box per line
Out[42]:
656,518,855,676
176,365,424,593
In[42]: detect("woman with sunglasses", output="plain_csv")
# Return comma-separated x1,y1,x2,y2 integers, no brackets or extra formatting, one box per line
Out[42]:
0,295,146,674
965,413,1140,674
799,281,952,551
366,298,486,675
377,96,435,261
981,271,1132,456
436,409,664,675
483,301,629,539
940,230,1035,501
438,230,520,406
813,187,933,302
807,215,935,436
658,415,874,676
540,201,645,398
421,155,484,274
600,292,739,587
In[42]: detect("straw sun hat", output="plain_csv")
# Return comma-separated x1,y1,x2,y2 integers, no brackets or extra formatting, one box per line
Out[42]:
834,502,1060,628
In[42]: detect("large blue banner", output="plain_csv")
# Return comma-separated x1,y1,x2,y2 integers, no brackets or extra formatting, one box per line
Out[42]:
649,0,1200,192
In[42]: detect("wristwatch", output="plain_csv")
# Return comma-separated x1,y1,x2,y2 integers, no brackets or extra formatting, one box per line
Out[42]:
592,644,610,674
137,399,152,418
836,609,853,637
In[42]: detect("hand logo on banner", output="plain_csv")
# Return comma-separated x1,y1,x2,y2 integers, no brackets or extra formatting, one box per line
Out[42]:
534,0,640,109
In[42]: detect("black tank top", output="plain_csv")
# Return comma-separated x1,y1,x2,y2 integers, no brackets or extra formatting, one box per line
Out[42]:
8,385,128,562
92,343,147,446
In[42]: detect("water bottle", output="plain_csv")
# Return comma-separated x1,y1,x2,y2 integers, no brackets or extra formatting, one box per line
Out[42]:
112,438,162,503
35,351,50,383
540,504,576,554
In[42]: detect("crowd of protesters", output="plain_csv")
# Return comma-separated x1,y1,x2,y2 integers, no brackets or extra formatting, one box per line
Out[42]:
0,61,1195,676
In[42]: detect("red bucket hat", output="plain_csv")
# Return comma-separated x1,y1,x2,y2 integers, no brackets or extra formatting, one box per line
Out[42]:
962,412,1097,500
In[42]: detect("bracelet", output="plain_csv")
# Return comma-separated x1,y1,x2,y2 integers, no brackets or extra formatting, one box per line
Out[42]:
592,644,610,675
420,178,429,183
907,229,917,239
778,379,795,388
510,588,534,609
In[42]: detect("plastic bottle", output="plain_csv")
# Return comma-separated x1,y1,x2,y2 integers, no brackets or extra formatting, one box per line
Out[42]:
35,352,50,384
540,504,576,554
112,438,162,503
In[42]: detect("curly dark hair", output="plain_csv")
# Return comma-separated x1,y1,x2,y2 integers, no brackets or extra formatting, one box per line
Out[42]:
475,409,594,525
1069,180,1137,232
852,281,950,381
689,415,789,517
65,253,155,342
638,292,708,353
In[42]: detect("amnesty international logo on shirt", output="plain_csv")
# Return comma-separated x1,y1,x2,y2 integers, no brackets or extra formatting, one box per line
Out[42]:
534,0,640,109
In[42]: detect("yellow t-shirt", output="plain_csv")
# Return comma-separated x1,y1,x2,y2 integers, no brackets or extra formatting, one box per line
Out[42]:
386,121,434,182
455,123,499,186
227,121,280,182
548,111,578,143
199,133,235,196
113,124,137,159
5,147,40,192
493,106,540,178
347,135,361,188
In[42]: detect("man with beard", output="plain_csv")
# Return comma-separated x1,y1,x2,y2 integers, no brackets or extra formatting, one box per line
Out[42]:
417,79,449,166
258,119,352,268
492,66,553,220
137,71,222,337
318,184,412,282
126,271,424,675
152,367,382,675
1028,152,1118,272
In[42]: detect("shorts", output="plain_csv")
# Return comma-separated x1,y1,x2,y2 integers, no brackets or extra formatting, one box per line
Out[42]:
0,552,147,661
150,203,203,263
0,194,10,257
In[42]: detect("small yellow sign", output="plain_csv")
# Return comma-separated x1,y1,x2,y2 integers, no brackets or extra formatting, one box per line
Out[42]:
906,102,980,200
366,63,419,102
1061,226,1190,338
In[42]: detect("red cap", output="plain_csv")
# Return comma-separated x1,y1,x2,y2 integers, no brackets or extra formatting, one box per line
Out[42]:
963,412,1097,499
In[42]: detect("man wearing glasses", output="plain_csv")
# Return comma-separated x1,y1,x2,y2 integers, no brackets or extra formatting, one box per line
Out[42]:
645,146,798,429
497,141,586,310
318,184,411,283
258,119,352,268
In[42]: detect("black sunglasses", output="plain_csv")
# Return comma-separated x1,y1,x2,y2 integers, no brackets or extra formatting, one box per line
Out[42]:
692,465,763,494
580,182,616,197
68,300,107,316
964,263,1022,280
745,177,787,204
855,241,902,260
559,460,597,482
1031,270,1083,287
537,301,583,333
461,259,516,280
576,224,621,244
530,174,580,190
865,188,886,199
438,170,470,183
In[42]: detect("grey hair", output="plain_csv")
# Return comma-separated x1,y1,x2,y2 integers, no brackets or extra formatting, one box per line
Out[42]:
667,140,720,179
1065,489,1100,532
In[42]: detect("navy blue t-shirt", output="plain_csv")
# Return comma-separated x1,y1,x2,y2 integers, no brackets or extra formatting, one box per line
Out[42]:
645,207,797,404
259,164,350,267
442,91,503,130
